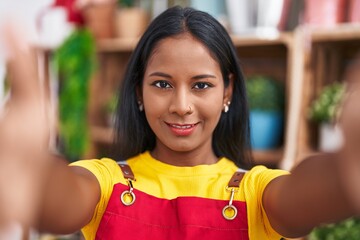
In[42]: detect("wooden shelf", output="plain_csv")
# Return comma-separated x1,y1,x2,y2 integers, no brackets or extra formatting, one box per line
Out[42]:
231,32,292,47
96,33,293,52
307,23,360,42
90,126,114,144
292,24,360,167
252,149,284,167
97,37,140,52
82,24,360,169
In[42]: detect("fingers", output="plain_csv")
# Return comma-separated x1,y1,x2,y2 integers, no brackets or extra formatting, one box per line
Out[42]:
340,58,360,145
337,57,360,214
0,21,51,226
1,21,40,103
0,20,50,150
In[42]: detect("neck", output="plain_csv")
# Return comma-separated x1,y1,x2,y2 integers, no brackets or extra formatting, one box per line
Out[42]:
150,145,218,167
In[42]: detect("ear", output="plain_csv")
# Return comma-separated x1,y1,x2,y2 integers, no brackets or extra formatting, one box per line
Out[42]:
224,73,234,104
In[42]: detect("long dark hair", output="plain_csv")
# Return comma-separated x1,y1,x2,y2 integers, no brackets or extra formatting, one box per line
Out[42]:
114,6,252,169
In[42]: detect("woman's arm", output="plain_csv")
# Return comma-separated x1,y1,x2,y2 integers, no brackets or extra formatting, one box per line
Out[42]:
263,61,360,238
0,23,100,234
37,156,100,234
263,153,354,238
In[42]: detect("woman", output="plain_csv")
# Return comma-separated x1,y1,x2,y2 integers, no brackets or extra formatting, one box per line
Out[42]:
0,6,359,240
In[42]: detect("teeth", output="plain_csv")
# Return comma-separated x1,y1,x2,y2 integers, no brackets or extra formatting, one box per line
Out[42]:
171,124,192,129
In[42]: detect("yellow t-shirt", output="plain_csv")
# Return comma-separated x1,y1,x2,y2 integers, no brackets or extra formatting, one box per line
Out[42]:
71,151,288,239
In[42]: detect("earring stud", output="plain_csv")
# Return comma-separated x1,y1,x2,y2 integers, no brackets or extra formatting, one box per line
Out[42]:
224,101,231,113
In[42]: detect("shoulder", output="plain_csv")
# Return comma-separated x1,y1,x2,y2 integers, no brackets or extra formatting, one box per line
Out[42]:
70,158,123,185
69,157,132,238
241,165,289,239
243,165,289,186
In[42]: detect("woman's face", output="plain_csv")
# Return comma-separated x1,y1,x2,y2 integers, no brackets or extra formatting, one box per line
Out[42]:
141,34,232,161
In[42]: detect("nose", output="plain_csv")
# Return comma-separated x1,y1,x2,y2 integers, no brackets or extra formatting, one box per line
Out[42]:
168,87,193,116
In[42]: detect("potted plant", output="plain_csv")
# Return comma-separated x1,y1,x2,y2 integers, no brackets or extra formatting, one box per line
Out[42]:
246,75,285,150
115,0,150,39
308,82,345,152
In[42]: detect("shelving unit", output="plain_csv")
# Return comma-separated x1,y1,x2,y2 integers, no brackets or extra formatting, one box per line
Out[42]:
89,33,296,168
290,24,360,166
234,33,294,167
89,24,360,170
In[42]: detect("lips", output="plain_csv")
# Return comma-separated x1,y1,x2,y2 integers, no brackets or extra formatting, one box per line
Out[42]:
166,122,198,136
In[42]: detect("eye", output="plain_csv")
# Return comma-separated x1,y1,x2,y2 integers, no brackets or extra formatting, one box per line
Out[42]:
193,82,212,89
152,80,172,89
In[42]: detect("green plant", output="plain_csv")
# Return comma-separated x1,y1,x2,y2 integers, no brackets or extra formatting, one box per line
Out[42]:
53,28,97,161
117,0,135,7
308,82,346,123
245,75,285,111
309,218,360,240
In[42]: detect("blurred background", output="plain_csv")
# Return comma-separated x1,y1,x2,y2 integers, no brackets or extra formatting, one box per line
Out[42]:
1,0,360,239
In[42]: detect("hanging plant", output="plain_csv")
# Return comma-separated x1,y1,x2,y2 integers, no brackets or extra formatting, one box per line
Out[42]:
53,28,97,161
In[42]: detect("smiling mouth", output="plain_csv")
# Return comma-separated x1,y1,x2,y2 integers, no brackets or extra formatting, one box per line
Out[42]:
168,123,196,129
165,122,198,136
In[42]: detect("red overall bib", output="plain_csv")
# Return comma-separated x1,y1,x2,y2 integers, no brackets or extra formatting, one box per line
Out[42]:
95,166,249,240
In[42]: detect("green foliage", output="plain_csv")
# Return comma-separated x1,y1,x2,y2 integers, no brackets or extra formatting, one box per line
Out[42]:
245,75,285,111
309,218,360,240
117,0,135,7
308,82,345,123
53,28,97,161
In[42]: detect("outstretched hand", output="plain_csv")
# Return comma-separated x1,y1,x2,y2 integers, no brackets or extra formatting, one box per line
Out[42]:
0,22,52,227
338,58,360,215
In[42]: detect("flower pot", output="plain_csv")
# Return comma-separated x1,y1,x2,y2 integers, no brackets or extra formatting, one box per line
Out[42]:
116,8,149,39
250,110,284,150
319,123,343,152
82,2,117,40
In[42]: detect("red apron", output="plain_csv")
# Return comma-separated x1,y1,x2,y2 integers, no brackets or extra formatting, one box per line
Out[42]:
95,167,249,240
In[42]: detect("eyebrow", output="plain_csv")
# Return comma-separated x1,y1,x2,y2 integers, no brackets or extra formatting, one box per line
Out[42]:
148,72,216,80
192,74,217,80
149,72,172,78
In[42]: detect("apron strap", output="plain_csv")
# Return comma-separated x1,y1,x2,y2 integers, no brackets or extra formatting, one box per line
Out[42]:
222,170,246,220
117,161,136,181
228,171,245,188
117,161,136,206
